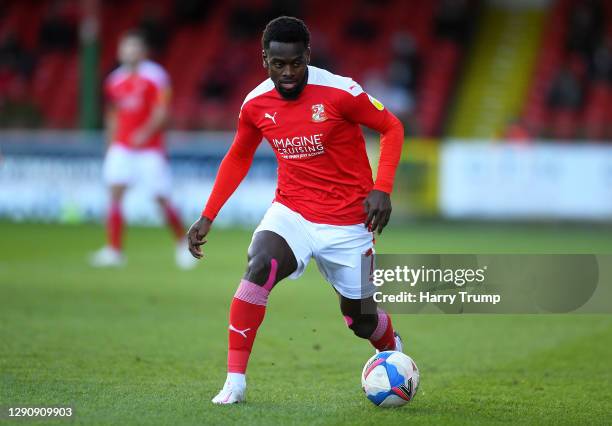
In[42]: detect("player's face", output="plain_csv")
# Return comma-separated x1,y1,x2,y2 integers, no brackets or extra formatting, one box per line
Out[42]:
263,41,310,99
118,37,146,67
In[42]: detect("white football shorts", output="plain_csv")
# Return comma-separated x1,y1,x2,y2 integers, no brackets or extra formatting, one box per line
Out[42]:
253,202,376,299
103,144,172,197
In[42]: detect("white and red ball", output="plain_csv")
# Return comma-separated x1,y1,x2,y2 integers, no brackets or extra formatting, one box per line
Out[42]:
361,351,420,407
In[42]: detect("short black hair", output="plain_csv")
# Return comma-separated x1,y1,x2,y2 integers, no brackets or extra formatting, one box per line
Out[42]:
262,16,310,51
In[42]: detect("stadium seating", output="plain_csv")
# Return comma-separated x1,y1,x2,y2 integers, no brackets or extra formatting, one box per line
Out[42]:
0,0,469,134
522,0,612,140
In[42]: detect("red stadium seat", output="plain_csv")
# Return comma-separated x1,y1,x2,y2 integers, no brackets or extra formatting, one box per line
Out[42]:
583,83,611,140
551,109,579,140
6,0,468,133
522,0,612,141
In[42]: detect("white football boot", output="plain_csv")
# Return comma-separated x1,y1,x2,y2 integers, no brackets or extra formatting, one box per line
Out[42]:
376,332,404,354
89,246,125,268
175,238,198,270
212,374,246,404
393,332,404,353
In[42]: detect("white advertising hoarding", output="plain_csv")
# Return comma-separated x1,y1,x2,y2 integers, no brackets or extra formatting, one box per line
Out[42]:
440,141,612,220
0,132,277,226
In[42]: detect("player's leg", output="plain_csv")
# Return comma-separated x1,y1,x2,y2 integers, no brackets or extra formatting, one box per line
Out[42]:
154,195,196,269
227,230,297,373
339,294,401,352
107,184,127,252
156,195,185,239
314,224,401,352
213,230,298,404
90,184,127,267
91,145,133,267
139,149,195,269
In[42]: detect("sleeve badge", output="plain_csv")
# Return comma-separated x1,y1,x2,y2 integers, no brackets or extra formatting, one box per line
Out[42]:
367,94,385,111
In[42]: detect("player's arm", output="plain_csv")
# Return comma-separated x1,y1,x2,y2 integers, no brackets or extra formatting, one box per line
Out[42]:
103,79,117,147
132,87,171,146
104,105,118,147
187,108,263,259
340,87,404,234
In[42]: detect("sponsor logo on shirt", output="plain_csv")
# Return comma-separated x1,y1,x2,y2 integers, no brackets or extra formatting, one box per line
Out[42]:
311,104,328,122
271,133,325,159
118,94,143,110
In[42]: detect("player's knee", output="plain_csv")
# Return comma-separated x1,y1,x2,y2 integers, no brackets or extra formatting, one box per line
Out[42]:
345,314,377,339
245,253,278,287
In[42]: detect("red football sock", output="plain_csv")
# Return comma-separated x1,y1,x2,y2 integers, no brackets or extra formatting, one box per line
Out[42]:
107,201,123,251
369,309,396,351
227,280,270,373
162,203,184,240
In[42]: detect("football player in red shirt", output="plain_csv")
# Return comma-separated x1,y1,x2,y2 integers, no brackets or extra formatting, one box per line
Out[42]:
90,30,195,269
187,17,404,403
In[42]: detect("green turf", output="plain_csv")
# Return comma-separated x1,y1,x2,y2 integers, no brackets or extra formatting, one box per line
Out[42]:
1,221,611,425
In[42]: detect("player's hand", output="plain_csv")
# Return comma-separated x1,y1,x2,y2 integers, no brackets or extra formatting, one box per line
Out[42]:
363,189,392,234
187,216,212,259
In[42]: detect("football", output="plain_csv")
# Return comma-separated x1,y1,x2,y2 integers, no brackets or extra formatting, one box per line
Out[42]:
361,351,420,407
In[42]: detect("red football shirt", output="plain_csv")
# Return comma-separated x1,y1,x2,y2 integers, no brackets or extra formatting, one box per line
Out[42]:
104,60,170,150
203,66,404,225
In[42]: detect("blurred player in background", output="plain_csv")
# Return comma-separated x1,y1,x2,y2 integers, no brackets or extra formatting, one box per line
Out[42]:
90,30,195,269
187,17,404,403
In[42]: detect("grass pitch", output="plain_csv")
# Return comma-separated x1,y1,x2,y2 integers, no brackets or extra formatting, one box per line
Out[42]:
1,221,611,425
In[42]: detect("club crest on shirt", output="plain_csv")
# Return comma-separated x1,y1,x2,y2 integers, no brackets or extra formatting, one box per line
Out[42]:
311,104,328,122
